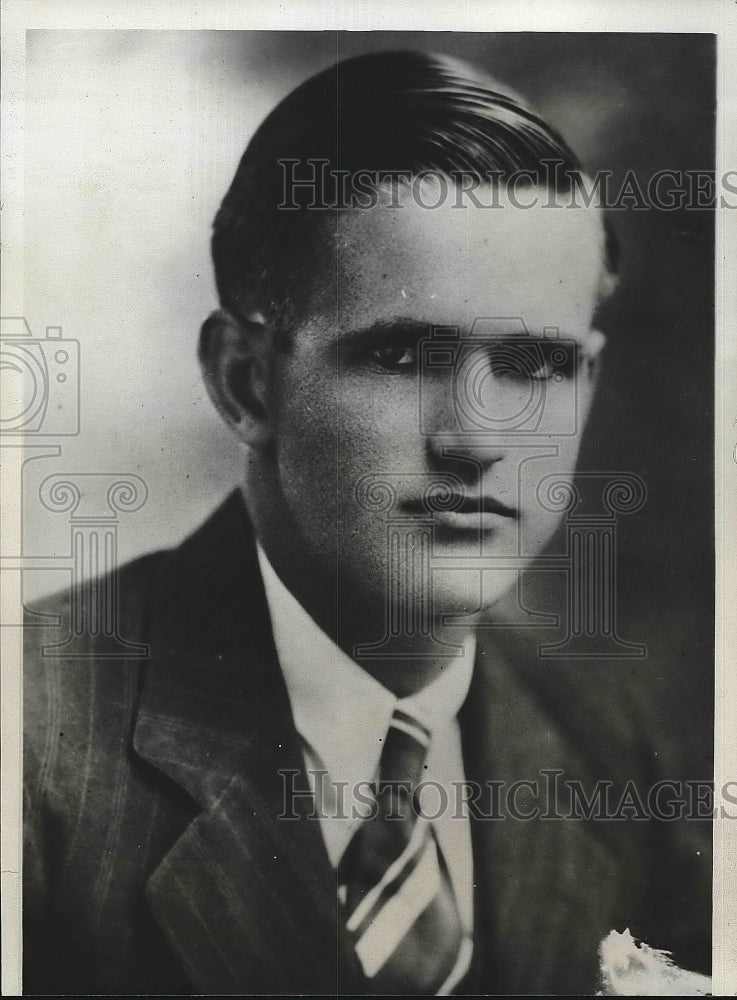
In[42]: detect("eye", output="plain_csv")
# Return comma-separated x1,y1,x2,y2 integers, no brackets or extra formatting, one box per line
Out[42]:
370,344,418,371
487,342,580,383
528,358,558,382
531,344,580,381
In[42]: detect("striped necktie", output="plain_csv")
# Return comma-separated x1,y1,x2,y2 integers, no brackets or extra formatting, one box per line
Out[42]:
339,708,471,994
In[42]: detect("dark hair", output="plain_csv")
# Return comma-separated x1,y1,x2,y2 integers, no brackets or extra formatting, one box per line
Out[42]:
212,50,618,334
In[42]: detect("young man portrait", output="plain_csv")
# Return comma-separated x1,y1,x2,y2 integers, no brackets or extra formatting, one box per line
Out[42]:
21,42,714,996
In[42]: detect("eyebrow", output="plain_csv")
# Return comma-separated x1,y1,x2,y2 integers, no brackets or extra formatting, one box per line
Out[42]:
337,317,576,345
337,317,436,345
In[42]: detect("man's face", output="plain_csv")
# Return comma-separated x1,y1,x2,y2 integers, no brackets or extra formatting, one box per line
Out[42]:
268,183,606,636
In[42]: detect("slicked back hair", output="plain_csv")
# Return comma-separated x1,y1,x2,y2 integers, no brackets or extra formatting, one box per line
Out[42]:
212,50,618,339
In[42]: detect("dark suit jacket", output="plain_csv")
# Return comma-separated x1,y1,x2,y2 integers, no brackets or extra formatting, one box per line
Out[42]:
23,492,711,995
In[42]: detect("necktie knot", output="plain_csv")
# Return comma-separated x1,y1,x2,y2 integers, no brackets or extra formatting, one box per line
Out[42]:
378,709,432,792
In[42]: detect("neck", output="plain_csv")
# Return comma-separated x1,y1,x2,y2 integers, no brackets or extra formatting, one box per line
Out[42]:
245,483,480,698
355,642,476,698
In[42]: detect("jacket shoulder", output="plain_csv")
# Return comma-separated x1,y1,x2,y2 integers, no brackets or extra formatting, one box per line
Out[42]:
22,549,201,994
23,550,166,782
24,548,166,646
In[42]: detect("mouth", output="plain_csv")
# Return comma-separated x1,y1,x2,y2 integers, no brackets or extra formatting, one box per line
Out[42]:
450,494,517,518
400,493,518,531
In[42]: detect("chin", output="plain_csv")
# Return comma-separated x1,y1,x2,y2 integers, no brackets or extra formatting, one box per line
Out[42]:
431,566,522,620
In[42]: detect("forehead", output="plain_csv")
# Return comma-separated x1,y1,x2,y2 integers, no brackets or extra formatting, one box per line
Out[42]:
301,183,607,339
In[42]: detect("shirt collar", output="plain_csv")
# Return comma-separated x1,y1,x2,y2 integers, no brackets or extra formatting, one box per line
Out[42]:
256,542,475,790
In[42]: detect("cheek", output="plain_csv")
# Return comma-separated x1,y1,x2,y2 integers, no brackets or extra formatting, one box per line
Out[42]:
274,367,418,527
529,457,586,555
336,379,417,450
516,422,591,553
274,369,339,523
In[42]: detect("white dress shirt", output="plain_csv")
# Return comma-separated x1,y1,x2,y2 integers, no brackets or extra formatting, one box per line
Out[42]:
256,543,475,932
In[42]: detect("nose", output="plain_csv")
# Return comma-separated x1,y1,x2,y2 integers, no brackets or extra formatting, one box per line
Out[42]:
423,369,509,483
425,431,507,486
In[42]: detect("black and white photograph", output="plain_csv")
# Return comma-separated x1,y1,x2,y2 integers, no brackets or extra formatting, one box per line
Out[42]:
1,5,735,995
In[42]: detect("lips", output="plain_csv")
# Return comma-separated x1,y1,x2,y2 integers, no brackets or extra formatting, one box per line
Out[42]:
451,494,517,519
400,493,518,522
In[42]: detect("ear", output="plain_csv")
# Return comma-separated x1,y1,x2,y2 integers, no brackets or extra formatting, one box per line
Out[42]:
198,308,274,449
585,327,607,380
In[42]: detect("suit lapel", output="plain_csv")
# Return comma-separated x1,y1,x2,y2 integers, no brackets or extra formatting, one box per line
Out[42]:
462,630,624,995
132,493,364,993
130,491,629,994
